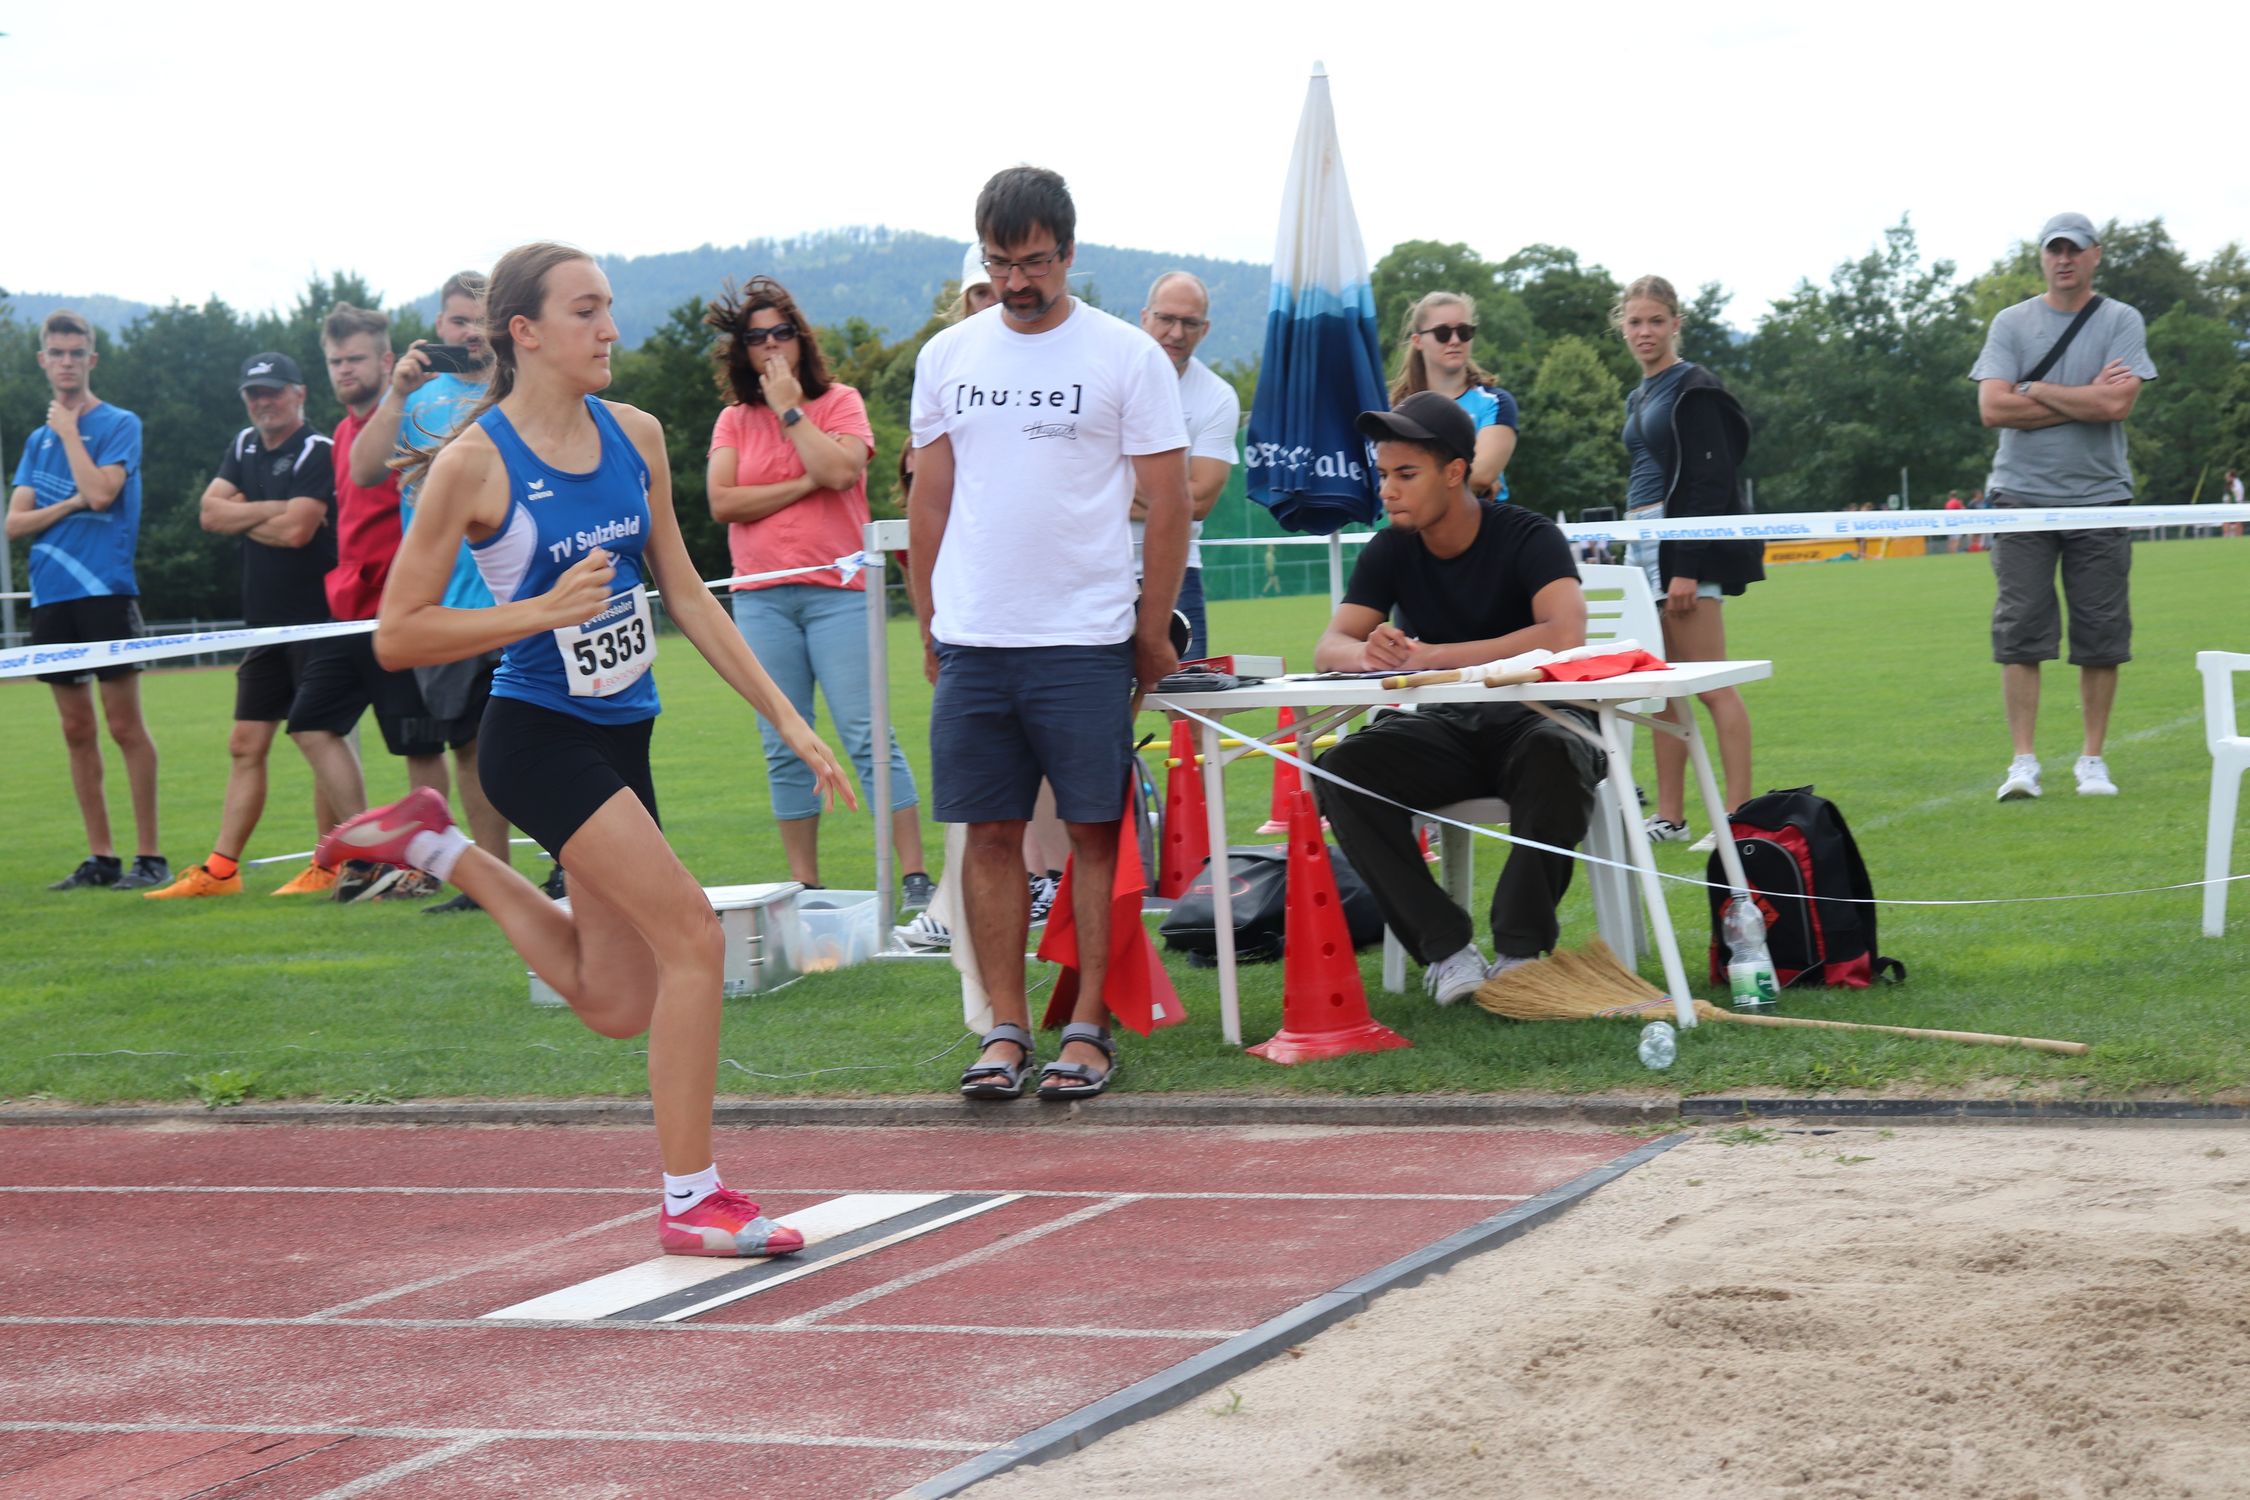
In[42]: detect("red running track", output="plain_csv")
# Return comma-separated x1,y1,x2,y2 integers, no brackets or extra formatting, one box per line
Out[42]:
0,1122,1641,1498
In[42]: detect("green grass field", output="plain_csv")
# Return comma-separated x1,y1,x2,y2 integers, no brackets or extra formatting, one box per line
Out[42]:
5,540,2247,1107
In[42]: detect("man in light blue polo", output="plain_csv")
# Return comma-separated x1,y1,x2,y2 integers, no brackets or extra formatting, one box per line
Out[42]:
1971,212,2157,802
6,310,167,891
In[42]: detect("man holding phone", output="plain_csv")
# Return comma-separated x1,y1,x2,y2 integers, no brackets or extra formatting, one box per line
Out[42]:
346,269,519,910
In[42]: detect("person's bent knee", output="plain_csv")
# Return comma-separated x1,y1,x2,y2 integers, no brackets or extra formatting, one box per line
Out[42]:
227,723,274,760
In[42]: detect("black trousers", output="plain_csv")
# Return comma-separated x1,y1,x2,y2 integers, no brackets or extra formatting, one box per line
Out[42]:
1315,703,1604,963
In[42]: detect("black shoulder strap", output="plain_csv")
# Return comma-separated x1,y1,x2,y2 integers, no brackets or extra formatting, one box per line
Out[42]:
2023,296,2104,385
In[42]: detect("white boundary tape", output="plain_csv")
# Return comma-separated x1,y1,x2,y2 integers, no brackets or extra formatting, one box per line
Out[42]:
1161,700,2247,909
0,554,866,682
1198,502,2241,548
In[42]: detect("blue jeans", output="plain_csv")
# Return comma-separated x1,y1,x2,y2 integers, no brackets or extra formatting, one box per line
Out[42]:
1177,567,1208,660
731,585,919,820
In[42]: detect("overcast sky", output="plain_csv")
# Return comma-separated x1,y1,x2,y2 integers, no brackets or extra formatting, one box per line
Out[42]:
8,1,2240,332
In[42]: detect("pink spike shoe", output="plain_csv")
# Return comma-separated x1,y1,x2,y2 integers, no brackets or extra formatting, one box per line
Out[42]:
659,1187,805,1258
317,787,453,873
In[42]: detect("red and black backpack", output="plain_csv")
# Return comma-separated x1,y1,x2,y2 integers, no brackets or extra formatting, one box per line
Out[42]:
1705,787,1906,990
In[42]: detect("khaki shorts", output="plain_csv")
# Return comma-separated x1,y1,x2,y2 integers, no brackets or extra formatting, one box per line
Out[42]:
1988,499,2132,667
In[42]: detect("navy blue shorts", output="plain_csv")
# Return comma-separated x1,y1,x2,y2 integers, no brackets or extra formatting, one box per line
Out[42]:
930,640,1134,824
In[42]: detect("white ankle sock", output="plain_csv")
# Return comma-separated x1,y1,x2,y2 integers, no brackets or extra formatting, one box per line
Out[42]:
404,827,469,882
663,1164,721,1215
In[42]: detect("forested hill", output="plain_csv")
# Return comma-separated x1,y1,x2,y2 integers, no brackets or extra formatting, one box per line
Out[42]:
402,228,1272,364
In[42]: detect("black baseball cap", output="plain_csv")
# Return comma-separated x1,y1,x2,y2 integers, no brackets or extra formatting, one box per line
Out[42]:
1356,390,1476,468
238,352,304,391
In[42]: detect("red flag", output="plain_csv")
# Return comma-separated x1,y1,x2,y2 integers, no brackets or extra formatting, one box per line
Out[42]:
1536,648,1669,683
1037,796,1185,1036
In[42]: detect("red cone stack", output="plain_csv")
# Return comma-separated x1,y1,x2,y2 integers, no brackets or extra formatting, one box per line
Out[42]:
1256,707,1304,834
1157,719,1211,899
1248,788,1412,1065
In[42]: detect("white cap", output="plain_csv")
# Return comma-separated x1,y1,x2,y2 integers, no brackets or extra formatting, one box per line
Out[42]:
961,243,989,292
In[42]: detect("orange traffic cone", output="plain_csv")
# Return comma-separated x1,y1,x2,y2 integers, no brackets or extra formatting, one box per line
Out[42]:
1255,707,1303,834
1157,719,1211,899
1248,789,1412,1065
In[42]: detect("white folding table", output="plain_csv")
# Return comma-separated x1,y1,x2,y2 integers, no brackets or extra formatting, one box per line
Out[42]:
1146,661,1773,1041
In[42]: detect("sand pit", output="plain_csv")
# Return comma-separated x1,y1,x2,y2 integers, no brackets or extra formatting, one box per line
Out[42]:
966,1125,2250,1500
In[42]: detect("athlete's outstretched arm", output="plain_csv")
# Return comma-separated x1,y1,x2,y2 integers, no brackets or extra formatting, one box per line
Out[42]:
613,402,859,813
373,430,615,671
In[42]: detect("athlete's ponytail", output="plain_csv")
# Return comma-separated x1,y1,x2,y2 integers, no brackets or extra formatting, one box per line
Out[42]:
395,242,593,492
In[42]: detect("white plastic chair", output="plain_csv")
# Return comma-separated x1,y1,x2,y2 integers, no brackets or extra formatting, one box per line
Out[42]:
1380,564,1663,990
2199,651,2250,937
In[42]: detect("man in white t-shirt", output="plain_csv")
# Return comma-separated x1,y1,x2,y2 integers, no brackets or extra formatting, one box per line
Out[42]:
1134,271,1240,660
910,166,1191,1101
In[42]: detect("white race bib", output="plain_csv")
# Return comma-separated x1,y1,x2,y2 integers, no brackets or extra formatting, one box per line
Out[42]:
553,585,657,697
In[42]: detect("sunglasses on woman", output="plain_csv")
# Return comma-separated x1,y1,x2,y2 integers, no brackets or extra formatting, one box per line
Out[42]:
1416,323,1476,344
742,323,798,347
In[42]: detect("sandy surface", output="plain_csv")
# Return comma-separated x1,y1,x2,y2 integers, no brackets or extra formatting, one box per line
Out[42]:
966,1125,2250,1500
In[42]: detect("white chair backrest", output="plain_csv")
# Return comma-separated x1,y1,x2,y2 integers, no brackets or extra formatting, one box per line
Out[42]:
1579,563,1663,714
2199,651,2250,751
1580,562,1661,652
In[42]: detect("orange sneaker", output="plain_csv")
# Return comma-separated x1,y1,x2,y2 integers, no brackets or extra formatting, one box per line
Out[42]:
272,862,337,895
144,863,244,900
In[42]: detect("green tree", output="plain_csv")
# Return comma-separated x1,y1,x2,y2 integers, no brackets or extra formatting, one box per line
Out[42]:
1499,244,1630,386
1369,240,1532,393
1507,336,1624,519
2131,306,2238,502
1738,217,1985,512
606,296,729,582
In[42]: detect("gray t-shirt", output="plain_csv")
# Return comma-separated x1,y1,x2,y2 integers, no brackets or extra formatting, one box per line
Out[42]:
1968,295,2157,504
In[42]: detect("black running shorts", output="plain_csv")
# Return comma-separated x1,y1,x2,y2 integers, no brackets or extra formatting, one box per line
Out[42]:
476,695,659,864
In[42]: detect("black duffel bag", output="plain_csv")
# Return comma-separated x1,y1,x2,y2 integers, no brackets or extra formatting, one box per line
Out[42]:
1159,844,1385,966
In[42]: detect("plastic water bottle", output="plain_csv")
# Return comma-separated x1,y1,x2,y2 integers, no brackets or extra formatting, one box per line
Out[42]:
1637,1021,1677,1069
1723,895,1780,1010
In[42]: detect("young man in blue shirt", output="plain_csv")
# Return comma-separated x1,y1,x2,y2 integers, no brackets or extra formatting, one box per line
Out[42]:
7,311,167,891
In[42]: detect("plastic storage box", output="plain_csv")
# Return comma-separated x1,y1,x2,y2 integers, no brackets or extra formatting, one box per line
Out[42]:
793,889,880,973
529,882,804,1006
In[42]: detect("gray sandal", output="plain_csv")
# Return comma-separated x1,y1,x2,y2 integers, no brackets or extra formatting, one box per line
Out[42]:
1037,1022,1117,1100
960,1023,1035,1100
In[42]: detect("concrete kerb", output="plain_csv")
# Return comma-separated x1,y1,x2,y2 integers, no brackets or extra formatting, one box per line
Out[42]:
898,1133,1690,1498
0,1094,1679,1130
2,1094,2246,1129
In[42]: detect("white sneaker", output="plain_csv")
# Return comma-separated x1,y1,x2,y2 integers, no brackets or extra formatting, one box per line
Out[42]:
2074,755,2118,796
1688,830,1720,853
896,911,952,952
1644,817,1693,843
1996,755,2042,801
1485,953,1538,982
1422,945,1490,1007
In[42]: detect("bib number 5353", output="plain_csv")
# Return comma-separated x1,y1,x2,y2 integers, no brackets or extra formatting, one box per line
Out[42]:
554,584,657,697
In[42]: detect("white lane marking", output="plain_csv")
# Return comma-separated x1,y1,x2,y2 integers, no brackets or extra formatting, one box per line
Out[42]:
0,1314,1243,1338
641,1195,1020,1324
0,1420,982,1454
0,1185,1529,1204
482,1193,950,1322
779,1196,1140,1329
300,1435,488,1499
309,1208,652,1319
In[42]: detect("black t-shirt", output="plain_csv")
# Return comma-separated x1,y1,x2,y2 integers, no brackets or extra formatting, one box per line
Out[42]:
217,423,337,625
1343,501,1578,644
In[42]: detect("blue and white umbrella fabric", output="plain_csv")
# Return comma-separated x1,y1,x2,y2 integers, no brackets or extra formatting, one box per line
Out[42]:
1244,63,1387,536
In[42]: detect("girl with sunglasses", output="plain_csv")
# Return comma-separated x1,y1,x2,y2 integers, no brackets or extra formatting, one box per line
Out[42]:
1388,290,1517,501
702,277,933,908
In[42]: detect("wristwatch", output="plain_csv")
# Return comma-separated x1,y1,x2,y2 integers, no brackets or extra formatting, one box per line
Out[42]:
2014,381,2032,395
781,406,805,428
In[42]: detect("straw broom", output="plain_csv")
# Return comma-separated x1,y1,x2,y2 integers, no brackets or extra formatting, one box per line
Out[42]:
1475,940,2088,1056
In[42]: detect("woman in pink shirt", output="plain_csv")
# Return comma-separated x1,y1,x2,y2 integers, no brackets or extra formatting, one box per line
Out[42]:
705,278,930,905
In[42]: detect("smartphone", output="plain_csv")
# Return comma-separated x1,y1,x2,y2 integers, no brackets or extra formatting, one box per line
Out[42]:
420,344,478,375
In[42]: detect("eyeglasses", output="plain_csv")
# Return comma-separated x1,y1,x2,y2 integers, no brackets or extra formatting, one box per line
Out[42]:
982,249,1065,280
1416,323,1476,344
742,323,798,347
41,347,93,361
1149,313,1207,333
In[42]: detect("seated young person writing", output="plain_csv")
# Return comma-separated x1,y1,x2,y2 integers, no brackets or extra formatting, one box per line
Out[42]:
1313,392,1601,1007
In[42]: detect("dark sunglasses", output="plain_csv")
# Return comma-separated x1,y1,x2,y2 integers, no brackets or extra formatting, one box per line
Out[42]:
1417,323,1476,344
742,323,798,347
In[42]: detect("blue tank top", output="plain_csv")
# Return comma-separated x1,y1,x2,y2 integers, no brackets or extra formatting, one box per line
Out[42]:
471,397,661,723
